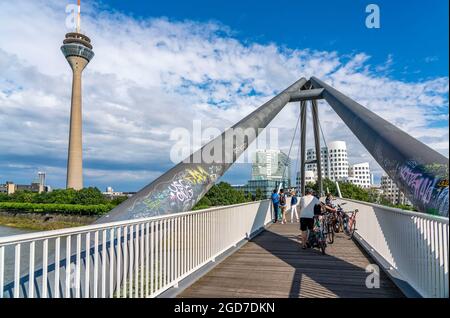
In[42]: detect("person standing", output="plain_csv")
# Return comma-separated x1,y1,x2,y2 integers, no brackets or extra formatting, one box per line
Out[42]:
290,190,299,223
279,188,287,224
271,189,280,223
299,188,320,249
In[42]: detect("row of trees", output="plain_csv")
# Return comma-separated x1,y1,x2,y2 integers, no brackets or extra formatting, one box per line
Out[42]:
193,182,256,210
0,187,127,206
307,178,415,211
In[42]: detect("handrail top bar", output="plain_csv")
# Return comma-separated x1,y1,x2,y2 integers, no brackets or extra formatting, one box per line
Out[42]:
0,200,270,245
338,197,449,223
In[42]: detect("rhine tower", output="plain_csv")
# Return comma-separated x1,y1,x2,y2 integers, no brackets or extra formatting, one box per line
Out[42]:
61,0,94,190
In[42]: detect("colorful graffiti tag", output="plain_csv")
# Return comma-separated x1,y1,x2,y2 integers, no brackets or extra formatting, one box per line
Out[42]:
399,165,437,205
397,161,448,217
124,164,223,219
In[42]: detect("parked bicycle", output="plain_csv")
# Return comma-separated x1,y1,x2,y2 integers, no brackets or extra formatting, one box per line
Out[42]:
333,204,345,233
342,208,358,238
322,210,336,244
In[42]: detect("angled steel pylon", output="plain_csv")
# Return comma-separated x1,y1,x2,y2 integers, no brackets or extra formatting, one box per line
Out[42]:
97,76,448,223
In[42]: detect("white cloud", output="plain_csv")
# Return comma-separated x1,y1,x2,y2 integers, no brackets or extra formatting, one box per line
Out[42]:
0,0,448,190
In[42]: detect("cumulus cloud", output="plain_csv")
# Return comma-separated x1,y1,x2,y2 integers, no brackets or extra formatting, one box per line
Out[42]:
0,0,448,190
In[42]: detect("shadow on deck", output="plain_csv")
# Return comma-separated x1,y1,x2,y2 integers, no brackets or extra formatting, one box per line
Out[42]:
178,221,404,298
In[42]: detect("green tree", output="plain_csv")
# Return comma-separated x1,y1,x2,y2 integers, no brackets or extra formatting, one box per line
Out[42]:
255,188,264,201
9,190,38,203
193,182,253,209
74,187,106,205
110,196,128,206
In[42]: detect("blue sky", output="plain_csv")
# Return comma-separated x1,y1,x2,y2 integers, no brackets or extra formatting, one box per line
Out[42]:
101,0,449,81
0,0,448,191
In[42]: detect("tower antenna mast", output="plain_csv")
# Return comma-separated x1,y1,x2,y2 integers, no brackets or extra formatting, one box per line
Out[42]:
76,0,81,33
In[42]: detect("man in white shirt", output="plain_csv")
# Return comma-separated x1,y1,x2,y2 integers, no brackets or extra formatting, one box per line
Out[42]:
299,188,321,249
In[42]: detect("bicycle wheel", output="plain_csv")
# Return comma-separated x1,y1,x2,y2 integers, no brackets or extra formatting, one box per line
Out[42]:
335,215,343,233
327,223,334,244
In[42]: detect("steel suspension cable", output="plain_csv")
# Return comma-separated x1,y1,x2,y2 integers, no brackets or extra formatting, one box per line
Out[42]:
279,108,302,191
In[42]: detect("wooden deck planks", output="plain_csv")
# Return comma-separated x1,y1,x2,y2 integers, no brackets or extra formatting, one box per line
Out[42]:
178,220,404,298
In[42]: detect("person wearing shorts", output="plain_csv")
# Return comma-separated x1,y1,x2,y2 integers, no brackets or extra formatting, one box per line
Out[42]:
299,188,320,249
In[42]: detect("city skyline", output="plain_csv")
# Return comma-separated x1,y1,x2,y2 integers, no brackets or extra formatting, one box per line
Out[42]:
0,0,448,192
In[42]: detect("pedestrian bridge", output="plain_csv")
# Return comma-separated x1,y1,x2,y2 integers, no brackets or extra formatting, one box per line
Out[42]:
1,76,448,298
0,198,447,298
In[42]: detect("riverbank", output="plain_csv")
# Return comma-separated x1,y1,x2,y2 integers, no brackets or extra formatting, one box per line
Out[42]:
0,211,98,231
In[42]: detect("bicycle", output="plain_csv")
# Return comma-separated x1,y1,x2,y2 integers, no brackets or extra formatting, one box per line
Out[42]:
307,215,327,255
342,208,358,238
333,204,346,233
322,211,335,244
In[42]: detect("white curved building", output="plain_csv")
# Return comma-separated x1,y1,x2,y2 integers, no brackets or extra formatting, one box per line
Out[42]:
305,140,349,181
347,162,373,188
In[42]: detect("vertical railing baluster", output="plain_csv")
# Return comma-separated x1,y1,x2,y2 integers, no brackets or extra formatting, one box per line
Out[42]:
0,246,4,298
170,218,174,283
42,239,48,298
109,228,115,298
145,222,149,297
122,226,128,298
75,234,81,298
155,221,159,293
129,225,134,297
55,237,61,298
159,220,162,290
14,243,21,298
93,231,99,298
28,241,35,298
184,215,187,274
116,227,122,298
150,221,154,296
102,230,107,298
175,217,179,282
163,219,167,287
140,223,144,297
134,224,139,298
438,222,444,297
443,224,449,297
84,233,90,298
65,236,71,298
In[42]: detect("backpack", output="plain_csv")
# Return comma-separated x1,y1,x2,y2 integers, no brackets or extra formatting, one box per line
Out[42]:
291,196,297,205
280,194,286,205
314,203,322,215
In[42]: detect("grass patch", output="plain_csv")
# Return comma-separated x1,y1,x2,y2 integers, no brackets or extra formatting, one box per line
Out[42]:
0,214,93,231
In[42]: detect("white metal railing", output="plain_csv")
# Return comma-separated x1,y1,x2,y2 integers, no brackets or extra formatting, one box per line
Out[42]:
0,200,272,298
337,198,449,298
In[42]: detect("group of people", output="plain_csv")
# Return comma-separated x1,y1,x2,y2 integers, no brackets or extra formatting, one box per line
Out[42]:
271,188,335,249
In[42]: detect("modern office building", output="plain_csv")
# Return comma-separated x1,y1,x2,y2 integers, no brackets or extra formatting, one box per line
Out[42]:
346,162,373,188
305,140,349,181
252,149,291,182
381,174,412,205
234,180,284,199
61,3,94,190
234,149,291,199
